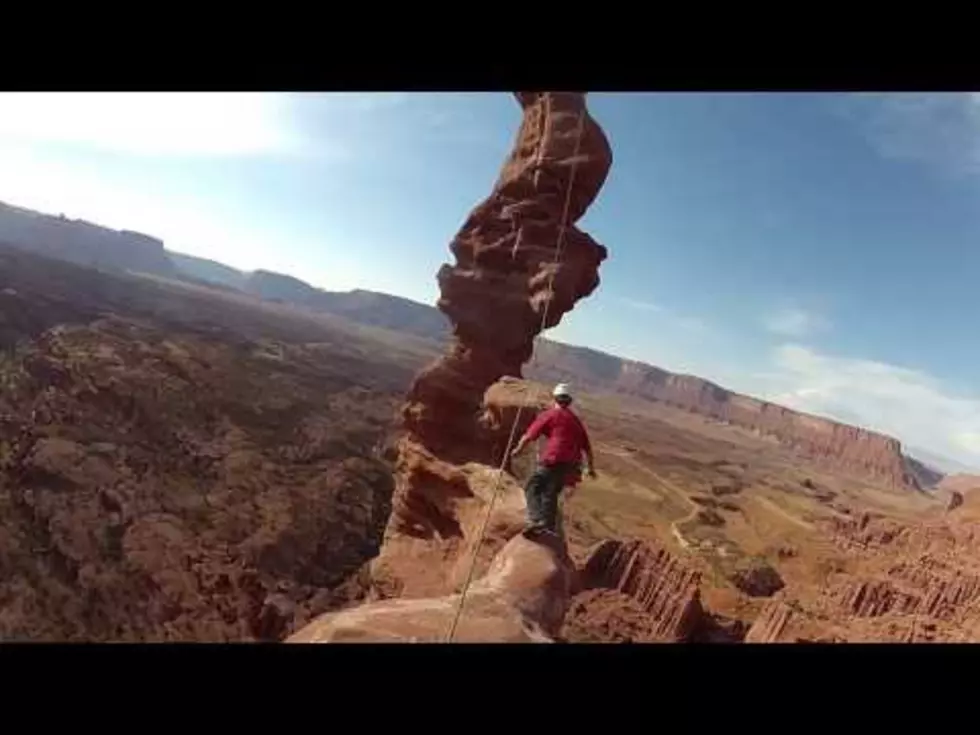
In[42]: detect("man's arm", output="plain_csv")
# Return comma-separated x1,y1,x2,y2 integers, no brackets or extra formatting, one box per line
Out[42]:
511,411,550,458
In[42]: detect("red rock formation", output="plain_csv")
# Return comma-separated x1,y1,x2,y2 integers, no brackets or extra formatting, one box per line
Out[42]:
569,538,704,642
748,514,980,642
563,589,665,643
287,530,574,643
744,598,796,643
372,92,612,597
403,92,610,461
830,578,920,618
0,314,400,642
744,594,963,643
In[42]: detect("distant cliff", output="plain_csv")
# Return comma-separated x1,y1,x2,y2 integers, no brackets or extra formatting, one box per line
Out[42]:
904,455,945,489
528,340,922,490
244,270,318,304
168,251,248,291
0,200,176,277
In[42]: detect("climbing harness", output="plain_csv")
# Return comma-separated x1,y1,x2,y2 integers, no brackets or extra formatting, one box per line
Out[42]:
444,95,589,642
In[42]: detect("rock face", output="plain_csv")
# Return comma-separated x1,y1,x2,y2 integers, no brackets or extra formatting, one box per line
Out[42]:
244,270,317,303
905,455,945,488
946,491,964,512
287,530,574,643
565,538,704,642
0,312,400,641
744,599,798,643
746,514,980,642
371,92,613,598
0,200,176,278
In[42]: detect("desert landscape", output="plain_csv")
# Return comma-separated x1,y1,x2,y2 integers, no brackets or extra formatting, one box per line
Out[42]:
1,91,979,643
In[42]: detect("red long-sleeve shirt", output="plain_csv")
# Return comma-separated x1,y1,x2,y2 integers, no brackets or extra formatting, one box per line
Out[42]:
522,406,592,466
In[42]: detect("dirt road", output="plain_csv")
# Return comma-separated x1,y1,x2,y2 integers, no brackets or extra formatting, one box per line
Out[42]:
600,445,701,549
754,495,815,531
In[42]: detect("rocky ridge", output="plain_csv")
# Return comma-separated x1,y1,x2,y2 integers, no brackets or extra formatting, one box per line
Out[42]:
370,91,614,601
0,193,936,494
745,512,980,642
563,538,705,642
0,200,176,278
0,306,401,640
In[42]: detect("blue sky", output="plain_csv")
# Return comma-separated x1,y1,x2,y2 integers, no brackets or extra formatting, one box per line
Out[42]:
0,91,978,471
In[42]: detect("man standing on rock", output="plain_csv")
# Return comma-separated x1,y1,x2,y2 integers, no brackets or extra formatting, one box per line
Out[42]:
510,383,597,537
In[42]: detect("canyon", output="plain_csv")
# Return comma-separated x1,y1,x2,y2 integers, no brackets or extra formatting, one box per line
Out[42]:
172,249,927,492
1,228,973,641
2,91,977,643
0,196,933,495
0,201,176,279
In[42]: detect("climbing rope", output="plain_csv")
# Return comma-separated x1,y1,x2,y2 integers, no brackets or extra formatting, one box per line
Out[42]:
444,95,588,642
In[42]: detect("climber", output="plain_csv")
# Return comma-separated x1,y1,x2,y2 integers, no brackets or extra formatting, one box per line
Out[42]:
509,383,596,537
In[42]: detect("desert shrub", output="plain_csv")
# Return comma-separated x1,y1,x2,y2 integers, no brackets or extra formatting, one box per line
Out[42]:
727,556,785,597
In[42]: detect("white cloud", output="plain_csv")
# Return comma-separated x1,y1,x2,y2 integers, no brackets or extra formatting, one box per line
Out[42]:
675,315,710,333
0,92,304,158
616,296,709,333
763,307,830,338
756,343,980,469
836,92,980,175
616,297,665,313
321,92,412,112
954,431,980,456
0,92,498,167
0,92,438,282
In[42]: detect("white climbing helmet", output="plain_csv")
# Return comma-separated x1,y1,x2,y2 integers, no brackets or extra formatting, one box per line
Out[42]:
553,383,572,399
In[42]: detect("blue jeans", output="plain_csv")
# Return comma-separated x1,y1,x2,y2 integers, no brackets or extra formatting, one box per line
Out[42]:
524,462,575,532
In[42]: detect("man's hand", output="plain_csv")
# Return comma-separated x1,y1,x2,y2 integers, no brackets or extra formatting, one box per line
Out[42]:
509,438,526,461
